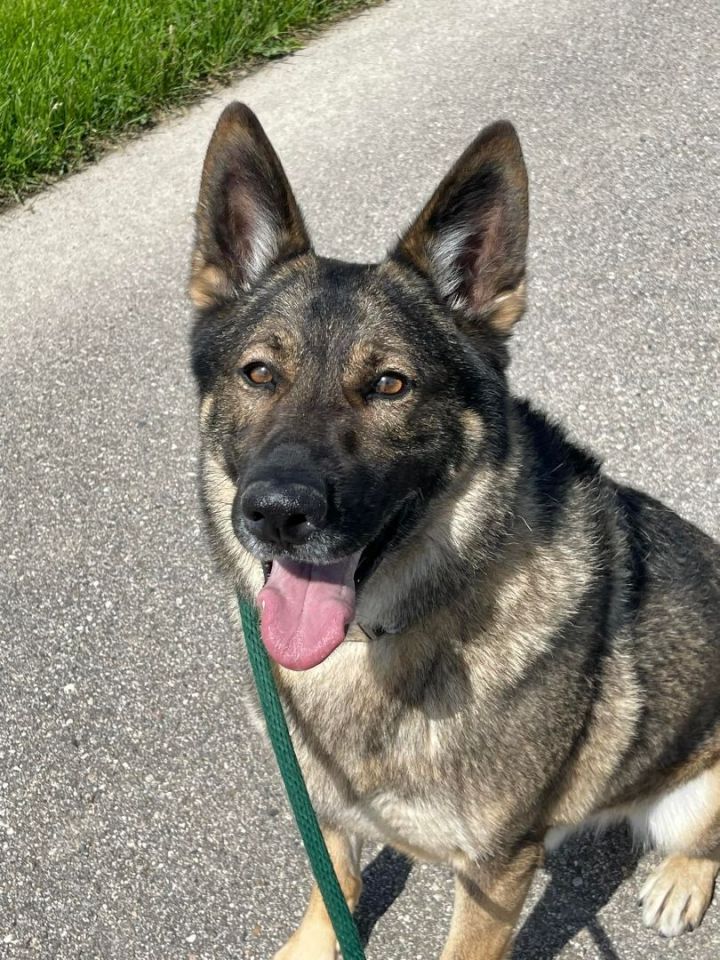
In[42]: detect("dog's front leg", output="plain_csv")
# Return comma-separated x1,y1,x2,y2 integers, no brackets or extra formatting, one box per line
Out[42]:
273,826,363,960
440,843,542,960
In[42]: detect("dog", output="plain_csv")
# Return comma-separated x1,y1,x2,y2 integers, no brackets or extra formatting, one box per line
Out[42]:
188,102,720,959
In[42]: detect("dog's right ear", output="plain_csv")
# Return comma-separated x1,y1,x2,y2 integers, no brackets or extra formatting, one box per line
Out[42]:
189,103,311,310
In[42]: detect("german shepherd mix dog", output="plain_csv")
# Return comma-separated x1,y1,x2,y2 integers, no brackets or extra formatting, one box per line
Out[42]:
189,103,720,959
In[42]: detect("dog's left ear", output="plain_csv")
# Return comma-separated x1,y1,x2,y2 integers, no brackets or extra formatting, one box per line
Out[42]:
393,121,528,335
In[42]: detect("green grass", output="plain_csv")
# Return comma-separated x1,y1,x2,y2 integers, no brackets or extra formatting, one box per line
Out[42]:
0,0,373,206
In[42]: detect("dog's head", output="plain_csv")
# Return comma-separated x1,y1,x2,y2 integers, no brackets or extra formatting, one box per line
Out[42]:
190,103,528,670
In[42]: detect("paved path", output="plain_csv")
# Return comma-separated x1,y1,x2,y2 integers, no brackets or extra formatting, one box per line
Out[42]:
1,0,718,957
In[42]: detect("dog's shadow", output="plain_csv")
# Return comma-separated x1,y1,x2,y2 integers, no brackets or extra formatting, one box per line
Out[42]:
355,846,414,946
513,826,640,960
354,826,640,959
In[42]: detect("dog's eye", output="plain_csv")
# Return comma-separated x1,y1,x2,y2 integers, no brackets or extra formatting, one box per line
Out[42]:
372,373,408,398
241,362,275,387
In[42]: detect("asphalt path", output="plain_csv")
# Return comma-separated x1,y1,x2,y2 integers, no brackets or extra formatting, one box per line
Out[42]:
1,0,718,957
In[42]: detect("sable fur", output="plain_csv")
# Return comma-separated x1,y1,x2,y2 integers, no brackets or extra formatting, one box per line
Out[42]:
190,103,720,958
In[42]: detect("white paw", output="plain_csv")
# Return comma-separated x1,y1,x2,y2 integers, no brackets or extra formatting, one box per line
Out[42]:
639,855,717,937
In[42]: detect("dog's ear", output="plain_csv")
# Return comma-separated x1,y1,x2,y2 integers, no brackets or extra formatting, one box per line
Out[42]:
189,102,311,310
393,121,528,335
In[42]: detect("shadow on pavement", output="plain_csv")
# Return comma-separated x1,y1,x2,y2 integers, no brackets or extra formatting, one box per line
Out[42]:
354,827,640,959
513,825,641,960
355,846,413,946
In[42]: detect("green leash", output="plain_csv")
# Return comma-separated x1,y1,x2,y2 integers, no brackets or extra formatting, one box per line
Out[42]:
238,597,366,960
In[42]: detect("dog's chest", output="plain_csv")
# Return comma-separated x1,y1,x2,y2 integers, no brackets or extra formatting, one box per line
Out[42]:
334,789,486,863
276,639,497,862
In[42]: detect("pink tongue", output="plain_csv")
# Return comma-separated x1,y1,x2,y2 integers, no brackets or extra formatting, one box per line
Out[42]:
258,553,361,670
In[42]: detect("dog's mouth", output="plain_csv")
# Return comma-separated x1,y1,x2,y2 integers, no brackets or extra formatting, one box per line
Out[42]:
257,499,413,671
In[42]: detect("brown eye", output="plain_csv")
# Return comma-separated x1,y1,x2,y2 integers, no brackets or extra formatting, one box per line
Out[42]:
242,362,275,387
373,373,408,398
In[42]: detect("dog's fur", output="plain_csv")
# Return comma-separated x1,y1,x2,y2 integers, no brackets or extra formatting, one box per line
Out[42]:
189,103,720,958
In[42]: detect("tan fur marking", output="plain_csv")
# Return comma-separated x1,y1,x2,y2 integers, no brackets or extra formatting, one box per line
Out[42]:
189,261,233,309
239,325,301,382
441,845,542,960
485,279,527,334
199,394,214,426
547,647,644,828
459,408,485,456
640,853,720,937
202,452,263,592
345,340,417,382
273,829,362,960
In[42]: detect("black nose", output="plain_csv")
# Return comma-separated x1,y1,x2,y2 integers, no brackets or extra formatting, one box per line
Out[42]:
238,481,328,546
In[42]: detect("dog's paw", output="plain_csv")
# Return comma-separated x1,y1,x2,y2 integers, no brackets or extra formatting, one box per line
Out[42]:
639,854,718,937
